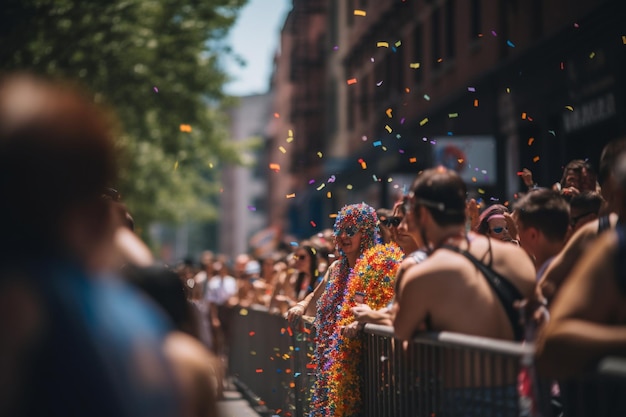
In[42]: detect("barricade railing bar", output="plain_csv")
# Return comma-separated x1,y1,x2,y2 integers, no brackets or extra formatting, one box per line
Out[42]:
226,306,626,417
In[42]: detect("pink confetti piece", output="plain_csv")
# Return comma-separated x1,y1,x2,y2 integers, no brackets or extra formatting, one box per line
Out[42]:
153,86,159,93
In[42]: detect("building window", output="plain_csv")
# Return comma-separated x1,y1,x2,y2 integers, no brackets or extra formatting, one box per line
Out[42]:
470,0,481,39
445,0,456,59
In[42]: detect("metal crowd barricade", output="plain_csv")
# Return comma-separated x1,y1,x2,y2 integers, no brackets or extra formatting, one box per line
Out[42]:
227,307,626,417
362,323,532,417
228,305,316,417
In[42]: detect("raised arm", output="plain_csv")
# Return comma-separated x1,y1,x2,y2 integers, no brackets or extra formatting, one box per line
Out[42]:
536,231,626,379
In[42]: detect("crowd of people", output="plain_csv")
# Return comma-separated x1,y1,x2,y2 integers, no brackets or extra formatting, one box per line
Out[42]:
1,71,624,417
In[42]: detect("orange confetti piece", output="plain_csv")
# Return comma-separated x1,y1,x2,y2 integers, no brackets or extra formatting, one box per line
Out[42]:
179,124,192,132
409,157,417,163
347,78,358,85
353,9,366,16
385,108,393,118
533,156,540,163
521,112,527,120
528,137,535,145
326,191,332,198
473,99,479,107
287,327,293,336
269,163,281,172
289,382,295,388
249,331,255,336
622,35,626,44
286,193,295,198
274,113,280,118
457,158,464,164
472,177,477,183
306,363,316,369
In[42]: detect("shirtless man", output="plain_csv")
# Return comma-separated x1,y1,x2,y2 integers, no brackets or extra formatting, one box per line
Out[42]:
393,167,535,341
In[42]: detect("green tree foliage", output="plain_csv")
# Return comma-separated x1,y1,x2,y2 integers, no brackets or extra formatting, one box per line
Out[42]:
0,0,248,234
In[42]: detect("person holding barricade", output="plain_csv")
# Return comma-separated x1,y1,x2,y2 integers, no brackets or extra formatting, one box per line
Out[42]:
287,203,381,417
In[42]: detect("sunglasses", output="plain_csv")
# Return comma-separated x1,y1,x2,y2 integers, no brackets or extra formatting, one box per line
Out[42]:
381,216,402,227
338,225,359,237
490,226,507,234
294,254,308,260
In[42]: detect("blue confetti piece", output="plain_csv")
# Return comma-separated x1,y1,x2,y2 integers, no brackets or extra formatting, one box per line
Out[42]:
507,40,515,47
290,241,299,246
373,140,382,147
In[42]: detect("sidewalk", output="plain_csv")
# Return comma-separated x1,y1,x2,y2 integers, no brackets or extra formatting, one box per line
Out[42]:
218,389,264,417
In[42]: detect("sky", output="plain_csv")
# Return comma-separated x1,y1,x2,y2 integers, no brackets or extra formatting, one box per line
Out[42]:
223,0,292,96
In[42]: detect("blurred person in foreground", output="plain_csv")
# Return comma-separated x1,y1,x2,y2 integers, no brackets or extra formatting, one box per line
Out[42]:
393,167,535,342
0,74,181,417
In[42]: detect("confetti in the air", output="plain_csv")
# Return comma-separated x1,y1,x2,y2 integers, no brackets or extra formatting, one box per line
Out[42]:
377,41,389,48
316,184,325,191
409,157,417,163
473,99,479,107
565,105,574,111
327,175,336,183
385,125,392,133
419,117,429,126
589,51,596,59
448,113,458,118
424,94,430,101
373,141,382,147
507,40,515,48
310,221,317,227
376,80,384,86
347,184,353,190
286,193,295,199
247,205,256,212
347,78,358,85
279,146,286,154
528,137,535,146
468,87,476,92
269,163,281,172
386,108,393,118
179,124,192,132
174,160,179,171
533,156,540,162
354,9,366,16
153,86,159,93
317,151,323,158
410,62,421,68
358,158,367,169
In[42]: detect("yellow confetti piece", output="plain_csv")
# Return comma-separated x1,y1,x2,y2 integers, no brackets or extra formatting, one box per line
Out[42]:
326,191,332,198
329,213,338,219
208,162,214,168
317,151,323,158
387,177,393,183
448,113,458,118
533,156,540,163
346,184,353,190
286,136,293,143
506,87,511,93
457,159,464,164
521,112,527,120
179,124,192,132
286,193,295,199
419,117,429,126
239,308,249,316
478,188,485,194
385,125,392,133
288,129,293,137
473,99,479,107
174,160,179,170
589,51,595,59
395,40,402,47
409,157,417,163
360,162,367,169
279,146,286,153
354,9,366,16
409,62,421,69
347,78,357,85
377,41,389,48
565,105,574,111
385,108,393,118
316,184,326,191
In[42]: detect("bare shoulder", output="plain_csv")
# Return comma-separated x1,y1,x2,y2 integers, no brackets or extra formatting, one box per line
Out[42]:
164,331,221,373
399,252,460,293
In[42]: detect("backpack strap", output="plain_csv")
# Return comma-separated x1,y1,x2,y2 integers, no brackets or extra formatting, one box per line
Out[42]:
441,244,525,341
